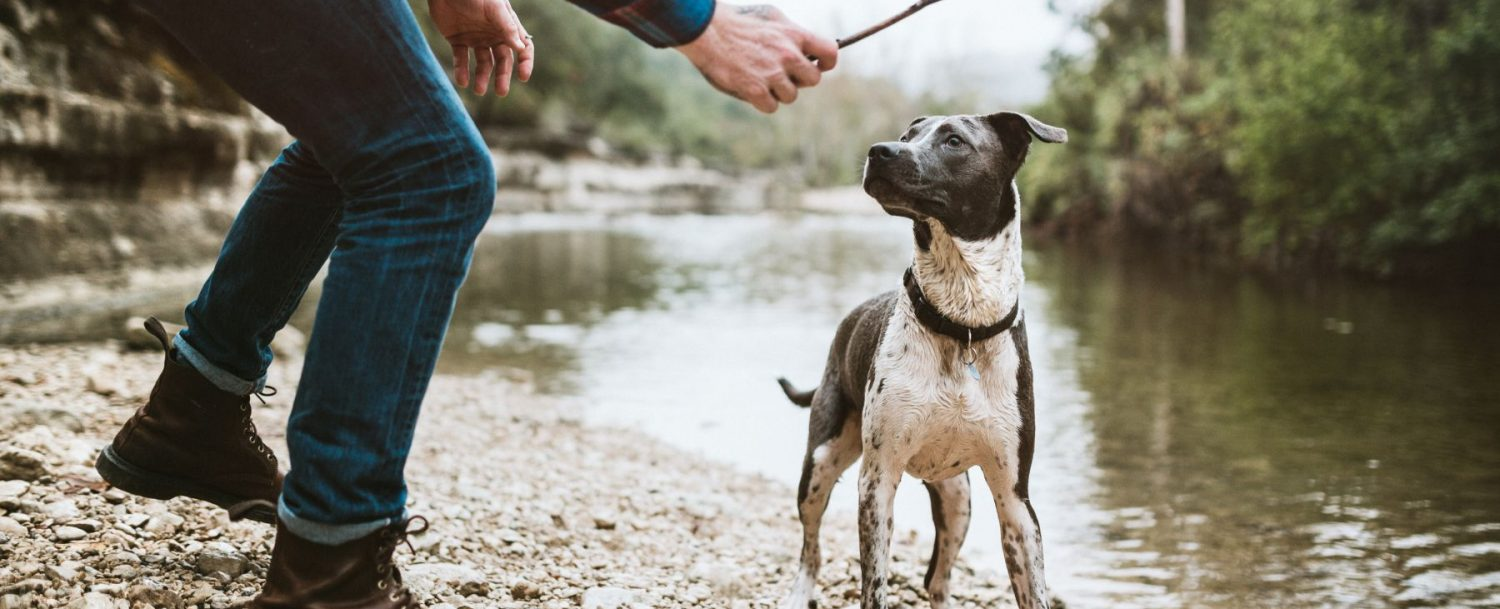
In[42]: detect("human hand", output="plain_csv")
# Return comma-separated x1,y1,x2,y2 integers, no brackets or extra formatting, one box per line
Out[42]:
676,4,839,114
429,0,535,96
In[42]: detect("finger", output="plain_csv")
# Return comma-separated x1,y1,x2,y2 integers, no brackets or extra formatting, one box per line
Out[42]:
517,37,535,82
746,87,777,114
499,7,533,85
514,15,535,83
802,32,839,71
485,0,527,49
770,77,798,105
474,47,496,96
787,57,822,88
453,45,472,89
496,46,515,97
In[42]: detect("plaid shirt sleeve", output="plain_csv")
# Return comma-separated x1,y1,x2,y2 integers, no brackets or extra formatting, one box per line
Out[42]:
567,0,716,48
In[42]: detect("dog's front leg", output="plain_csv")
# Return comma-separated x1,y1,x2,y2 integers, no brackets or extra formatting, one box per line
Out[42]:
857,454,903,609
980,463,1049,609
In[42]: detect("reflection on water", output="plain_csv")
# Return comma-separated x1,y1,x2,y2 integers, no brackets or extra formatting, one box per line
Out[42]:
1030,245,1500,608
11,213,1497,608
441,215,1500,609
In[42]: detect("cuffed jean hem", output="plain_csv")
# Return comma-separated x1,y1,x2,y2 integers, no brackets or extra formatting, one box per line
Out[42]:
172,333,266,396
278,496,405,545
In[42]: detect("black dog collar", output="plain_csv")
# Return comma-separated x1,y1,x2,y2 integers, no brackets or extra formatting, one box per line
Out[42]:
903,267,1020,344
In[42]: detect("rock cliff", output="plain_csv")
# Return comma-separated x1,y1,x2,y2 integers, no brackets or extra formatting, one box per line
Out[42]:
0,0,288,282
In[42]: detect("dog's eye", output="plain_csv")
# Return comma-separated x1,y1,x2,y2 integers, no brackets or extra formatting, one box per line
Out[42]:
899,134,911,142
945,135,965,148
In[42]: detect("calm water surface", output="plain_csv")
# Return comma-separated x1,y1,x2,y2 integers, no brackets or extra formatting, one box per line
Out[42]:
442,214,1500,609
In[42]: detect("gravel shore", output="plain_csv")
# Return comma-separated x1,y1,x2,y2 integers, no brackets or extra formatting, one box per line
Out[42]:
0,340,1017,609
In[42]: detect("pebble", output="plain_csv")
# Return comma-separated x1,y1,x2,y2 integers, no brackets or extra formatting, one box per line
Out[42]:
53,525,88,542
102,489,127,504
127,580,184,609
405,562,487,597
86,372,123,397
45,499,82,520
194,542,251,578
583,586,639,609
0,516,26,537
0,446,48,481
46,562,83,583
143,512,184,535
511,579,543,600
66,593,114,609
0,480,28,498
186,586,216,605
70,518,103,532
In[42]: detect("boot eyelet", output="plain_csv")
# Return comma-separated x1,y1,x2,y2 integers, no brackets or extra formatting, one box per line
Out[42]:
389,592,402,602
377,580,387,590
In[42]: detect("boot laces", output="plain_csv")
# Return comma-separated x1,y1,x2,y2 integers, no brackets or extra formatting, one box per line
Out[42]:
241,386,279,464
375,516,429,606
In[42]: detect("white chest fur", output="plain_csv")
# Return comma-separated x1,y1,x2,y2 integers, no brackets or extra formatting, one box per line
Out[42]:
865,299,1025,482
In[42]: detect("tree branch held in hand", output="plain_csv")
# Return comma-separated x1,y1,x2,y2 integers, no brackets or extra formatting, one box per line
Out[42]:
836,0,949,49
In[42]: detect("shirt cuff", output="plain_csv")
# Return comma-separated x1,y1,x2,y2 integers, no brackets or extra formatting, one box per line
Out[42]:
597,0,716,48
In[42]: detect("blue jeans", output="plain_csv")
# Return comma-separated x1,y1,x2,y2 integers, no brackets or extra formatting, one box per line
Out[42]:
136,0,496,543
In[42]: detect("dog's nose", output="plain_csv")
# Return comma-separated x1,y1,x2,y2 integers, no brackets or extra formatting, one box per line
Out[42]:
869,143,901,160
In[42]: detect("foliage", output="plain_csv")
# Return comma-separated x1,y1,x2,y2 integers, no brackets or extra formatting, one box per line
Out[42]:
1027,0,1500,277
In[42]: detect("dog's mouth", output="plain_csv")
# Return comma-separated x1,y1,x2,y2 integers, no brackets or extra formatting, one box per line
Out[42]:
863,176,936,220
864,173,912,208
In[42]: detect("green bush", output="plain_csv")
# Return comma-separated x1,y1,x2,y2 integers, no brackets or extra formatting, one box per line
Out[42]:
1027,0,1500,277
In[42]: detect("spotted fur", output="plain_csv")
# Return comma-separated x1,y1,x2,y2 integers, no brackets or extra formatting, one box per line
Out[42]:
777,112,1064,609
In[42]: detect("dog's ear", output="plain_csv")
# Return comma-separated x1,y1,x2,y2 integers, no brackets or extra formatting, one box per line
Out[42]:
983,112,1067,161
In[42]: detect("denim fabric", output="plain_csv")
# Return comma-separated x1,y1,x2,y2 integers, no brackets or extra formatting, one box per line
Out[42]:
136,0,497,543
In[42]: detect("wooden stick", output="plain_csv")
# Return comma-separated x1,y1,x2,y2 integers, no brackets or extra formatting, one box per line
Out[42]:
836,0,950,48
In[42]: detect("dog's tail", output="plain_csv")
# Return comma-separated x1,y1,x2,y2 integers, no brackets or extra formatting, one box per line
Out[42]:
777,377,815,408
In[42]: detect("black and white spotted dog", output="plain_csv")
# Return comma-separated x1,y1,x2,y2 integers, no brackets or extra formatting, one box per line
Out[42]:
776,112,1066,609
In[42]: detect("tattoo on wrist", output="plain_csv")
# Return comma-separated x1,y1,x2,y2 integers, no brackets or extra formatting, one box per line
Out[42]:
736,5,774,19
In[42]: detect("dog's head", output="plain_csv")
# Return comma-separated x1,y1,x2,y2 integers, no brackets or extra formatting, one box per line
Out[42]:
862,112,1066,241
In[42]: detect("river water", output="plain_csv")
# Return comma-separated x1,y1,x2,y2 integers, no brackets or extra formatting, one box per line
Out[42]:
10,212,1498,608
440,214,1500,609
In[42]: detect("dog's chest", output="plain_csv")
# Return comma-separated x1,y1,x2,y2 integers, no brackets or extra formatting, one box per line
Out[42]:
867,306,1025,482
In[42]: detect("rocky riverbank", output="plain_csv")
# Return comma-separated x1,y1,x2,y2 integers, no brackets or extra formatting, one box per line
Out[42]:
0,341,1018,609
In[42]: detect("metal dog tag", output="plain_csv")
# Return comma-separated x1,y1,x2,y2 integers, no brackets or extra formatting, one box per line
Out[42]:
962,339,981,381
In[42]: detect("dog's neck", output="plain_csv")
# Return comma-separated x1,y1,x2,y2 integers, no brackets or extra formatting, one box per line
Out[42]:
910,182,1024,330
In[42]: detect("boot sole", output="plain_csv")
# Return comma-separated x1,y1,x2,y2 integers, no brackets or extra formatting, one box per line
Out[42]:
95,445,277,524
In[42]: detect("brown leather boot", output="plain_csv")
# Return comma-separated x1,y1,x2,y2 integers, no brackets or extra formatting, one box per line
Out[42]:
94,317,281,523
251,512,427,609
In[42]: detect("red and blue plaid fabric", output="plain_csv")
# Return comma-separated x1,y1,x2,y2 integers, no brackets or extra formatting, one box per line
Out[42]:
569,0,715,48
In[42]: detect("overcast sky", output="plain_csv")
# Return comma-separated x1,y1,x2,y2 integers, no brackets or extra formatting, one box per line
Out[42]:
762,0,1099,104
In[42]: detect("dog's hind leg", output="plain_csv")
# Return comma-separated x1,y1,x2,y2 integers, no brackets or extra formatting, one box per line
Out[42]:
782,398,862,609
980,462,1050,609
921,472,971,609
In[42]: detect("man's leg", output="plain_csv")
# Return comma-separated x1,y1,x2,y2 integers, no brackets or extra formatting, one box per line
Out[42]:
96,141,341,522
133,0,495,552
174,141,343,395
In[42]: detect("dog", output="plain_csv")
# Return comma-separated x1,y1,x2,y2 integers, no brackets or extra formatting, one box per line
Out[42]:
775,112,1066,609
